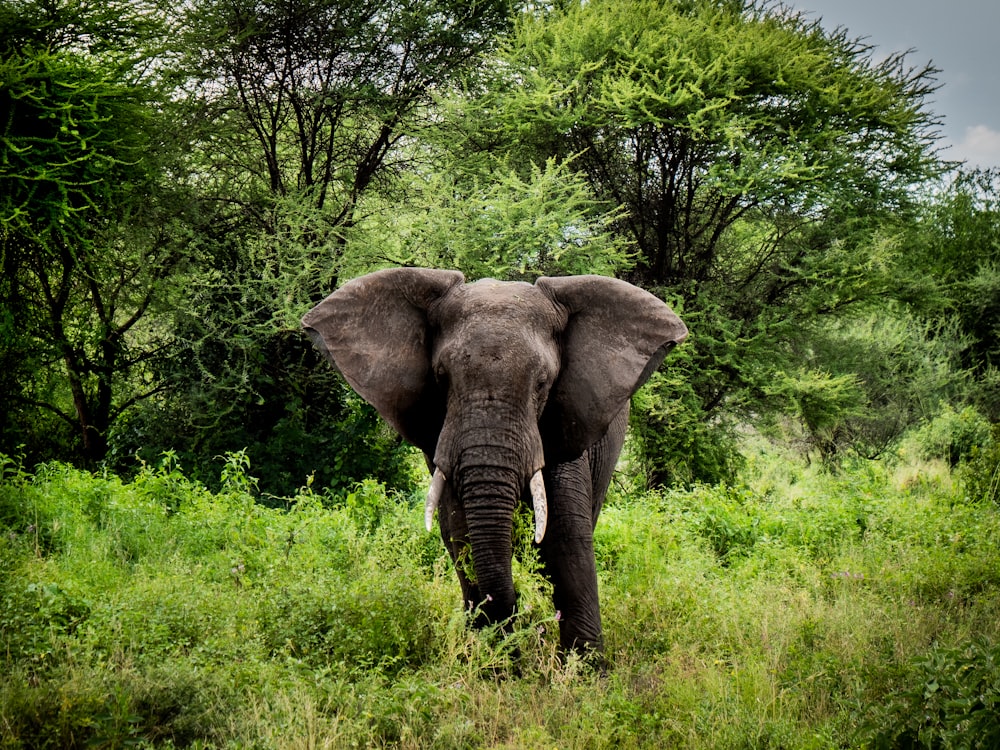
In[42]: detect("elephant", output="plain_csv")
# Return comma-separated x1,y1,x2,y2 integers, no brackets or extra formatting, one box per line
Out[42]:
302,268,687,660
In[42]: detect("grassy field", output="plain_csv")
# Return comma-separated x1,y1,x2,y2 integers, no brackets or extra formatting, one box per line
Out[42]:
2,444,999,749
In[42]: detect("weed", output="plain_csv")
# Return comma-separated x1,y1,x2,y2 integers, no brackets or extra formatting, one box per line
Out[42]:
1,448,999,747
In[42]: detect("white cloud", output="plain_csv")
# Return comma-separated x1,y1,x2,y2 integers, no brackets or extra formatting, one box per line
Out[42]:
948,124,1000,169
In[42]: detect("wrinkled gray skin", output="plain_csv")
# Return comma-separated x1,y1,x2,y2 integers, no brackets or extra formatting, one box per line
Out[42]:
302,268,687,658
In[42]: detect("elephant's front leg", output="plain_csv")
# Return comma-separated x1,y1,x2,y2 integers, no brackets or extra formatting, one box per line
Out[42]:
538,455,604,657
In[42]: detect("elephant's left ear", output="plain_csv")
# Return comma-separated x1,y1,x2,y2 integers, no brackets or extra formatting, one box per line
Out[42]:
536,275,688,461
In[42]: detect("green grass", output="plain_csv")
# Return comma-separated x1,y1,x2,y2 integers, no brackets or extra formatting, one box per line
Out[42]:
2,445,999,749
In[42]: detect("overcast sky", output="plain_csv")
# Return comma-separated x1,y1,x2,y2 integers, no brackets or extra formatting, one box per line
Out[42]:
789,0,1000,169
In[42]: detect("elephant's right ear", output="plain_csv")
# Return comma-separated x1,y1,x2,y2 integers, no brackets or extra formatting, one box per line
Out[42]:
302,268,464,454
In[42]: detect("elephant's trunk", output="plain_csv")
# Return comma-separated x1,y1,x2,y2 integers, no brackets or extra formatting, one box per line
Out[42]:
425,467,547,543
456,461,521,627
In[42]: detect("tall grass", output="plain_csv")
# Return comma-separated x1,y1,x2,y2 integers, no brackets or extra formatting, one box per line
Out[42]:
1,445,999,748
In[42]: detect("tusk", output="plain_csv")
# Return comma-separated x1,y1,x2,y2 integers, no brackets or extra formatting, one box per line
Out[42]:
425,468,446,531
530,470,548,543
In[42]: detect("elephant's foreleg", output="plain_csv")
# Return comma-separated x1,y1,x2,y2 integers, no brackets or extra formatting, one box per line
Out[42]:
539,456,604,656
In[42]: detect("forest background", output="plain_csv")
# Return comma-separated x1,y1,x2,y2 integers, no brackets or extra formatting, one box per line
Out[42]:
5,0,1000,490
3,1,1000,747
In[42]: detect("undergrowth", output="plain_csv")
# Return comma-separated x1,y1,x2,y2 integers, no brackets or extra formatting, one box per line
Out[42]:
1,445,999,748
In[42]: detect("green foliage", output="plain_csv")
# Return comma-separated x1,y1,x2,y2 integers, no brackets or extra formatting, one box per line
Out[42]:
459,0,945,473
0,0,972,512
630,364,745,488
768,309,966,462
175,0,509,228
959,423,1000,506
0,0,190,465
487,0,943,303
109,353,420,498
3,443,1000,747
0,17,995,750
867,638,1000,749
346,157,633,282
0,3,163,250
115,0,513,497
501,0,939,212
901,168,1000,420
769,368,866,459
258,564,436,674
909,405,993,466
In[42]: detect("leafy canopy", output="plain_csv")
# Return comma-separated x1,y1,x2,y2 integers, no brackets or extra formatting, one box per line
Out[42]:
451,0,946,480
491,0,942,287
0,0,181,464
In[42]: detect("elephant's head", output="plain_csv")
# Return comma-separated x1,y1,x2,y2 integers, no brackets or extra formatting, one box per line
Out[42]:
302,268,687,627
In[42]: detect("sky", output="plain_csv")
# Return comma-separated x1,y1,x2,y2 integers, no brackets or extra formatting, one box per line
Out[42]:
789,0,1000,169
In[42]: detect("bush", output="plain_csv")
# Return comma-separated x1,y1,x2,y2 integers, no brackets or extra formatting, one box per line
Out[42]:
258,563,438,674
769,311,966,463
630,366,744,488
684,484,764,564
960,423,1000,505
867,638,1000,749
107,337,419,500
910,405,993,466
0,661,239,748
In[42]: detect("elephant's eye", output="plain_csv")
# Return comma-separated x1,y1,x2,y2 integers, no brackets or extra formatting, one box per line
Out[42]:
535,375,549,396
433,363,448,386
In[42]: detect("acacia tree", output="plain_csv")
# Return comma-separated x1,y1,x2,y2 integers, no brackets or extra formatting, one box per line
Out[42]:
177,0,509,261
491,0,941,289
0,1,184,464
457,0,944,481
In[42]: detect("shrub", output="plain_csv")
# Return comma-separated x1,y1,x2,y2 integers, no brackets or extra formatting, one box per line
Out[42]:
685,484,764,564
3,438,1000,747
258,568,437,674
910,405,993,466
630,366,744,488
0,662,239,747
768,311,966,463
866,638,1000,749
108,361,419,500
960,423,1000,505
